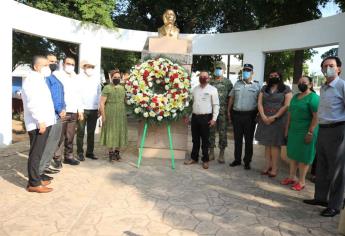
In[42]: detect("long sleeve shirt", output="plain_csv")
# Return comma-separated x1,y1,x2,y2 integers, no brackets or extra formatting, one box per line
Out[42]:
77,72,101,110
22,71,56,131
45,74,66,118
192,84,220,121
54,70,82,113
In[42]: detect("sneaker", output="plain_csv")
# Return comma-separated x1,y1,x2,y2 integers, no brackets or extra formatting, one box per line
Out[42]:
63,158,80,165
77,153,85,161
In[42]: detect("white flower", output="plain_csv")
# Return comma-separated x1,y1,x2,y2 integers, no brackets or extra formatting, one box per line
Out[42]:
133,81,138,86
172,113,177,118
149,111,156,117
156,79,161,84
134,108,141,114
127,100,132,105
148,82,153,87
150,102,156,108
179,83,184,89
165,85,170,90
171,109,176,113
157,116,163,121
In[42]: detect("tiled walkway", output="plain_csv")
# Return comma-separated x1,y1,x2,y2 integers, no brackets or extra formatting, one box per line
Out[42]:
0,122,340,236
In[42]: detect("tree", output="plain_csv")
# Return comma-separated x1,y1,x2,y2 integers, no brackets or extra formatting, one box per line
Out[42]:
13,0,116,69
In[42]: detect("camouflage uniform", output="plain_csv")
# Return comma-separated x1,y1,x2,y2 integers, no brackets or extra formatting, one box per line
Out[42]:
209,77,233,149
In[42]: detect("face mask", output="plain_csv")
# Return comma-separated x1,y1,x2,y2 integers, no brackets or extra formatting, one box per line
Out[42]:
112,79,120,85
199,76,208,84
214,69,223,77
268,77,280,84
242,71,251,80
85,68,94,76
323,67,337,78
64,65,75,74
49,63,59,72
298,83,308,93
41,66,51,77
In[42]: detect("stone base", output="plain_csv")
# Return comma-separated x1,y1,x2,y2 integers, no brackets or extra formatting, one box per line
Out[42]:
138,148,186,159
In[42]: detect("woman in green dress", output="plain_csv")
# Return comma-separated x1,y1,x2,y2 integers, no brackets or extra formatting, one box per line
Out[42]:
281,76,319,191
99,70,128,162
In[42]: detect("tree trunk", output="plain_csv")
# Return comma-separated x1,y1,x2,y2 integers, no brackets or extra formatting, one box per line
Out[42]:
293,50,304,84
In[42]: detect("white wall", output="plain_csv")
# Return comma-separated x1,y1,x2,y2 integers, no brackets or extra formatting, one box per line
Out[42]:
1,0,345,146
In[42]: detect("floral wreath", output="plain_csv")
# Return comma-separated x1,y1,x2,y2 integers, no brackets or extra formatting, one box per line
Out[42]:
125,57,191,123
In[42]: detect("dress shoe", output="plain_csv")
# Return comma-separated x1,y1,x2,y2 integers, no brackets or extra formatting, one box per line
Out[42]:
303,199,328,207
77,153,85,161
41,180,51,186
86,153,98,160
184,159,197,165
114,150,121,161
63,158,80,165
40,174,53,181
229,160,241,167
44,168,59,175
244,163,251,170
321,208,340,217
27,185,53,193
202,162,209,169
52,160,62,169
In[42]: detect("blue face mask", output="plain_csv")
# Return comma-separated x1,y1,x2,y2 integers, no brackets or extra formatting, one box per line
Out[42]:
242,71,251,80
214,69,223,77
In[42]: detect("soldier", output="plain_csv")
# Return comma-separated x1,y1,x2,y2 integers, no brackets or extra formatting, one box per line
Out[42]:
228,63,260,170
209,61,233,163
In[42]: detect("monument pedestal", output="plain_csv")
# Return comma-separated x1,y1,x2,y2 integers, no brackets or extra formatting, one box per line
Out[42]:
138,37,192,160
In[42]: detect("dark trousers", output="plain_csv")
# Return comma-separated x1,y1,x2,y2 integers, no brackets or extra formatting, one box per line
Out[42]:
315,124,345,210
191,114,212,163
54,113,77,161
28,126,51,187
231,110,257,164
77,109,98,155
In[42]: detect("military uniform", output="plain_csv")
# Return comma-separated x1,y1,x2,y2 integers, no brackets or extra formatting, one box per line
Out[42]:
230,79,260,165
209,77,233,152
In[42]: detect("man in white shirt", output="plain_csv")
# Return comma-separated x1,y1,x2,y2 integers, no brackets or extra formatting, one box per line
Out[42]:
53,57,82,167
22,56,56,193
184,71,219,169
76,60,101,161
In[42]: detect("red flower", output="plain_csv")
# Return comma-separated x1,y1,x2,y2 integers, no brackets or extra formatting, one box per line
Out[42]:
173,66,178,70
133,89,137,94
159,111,164,116
143,70,150,78
174,83,179,88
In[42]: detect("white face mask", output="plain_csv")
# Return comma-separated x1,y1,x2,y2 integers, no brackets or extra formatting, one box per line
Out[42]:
64,65,75,74
41,66,51,77
323,66,337,78
85,68,94,77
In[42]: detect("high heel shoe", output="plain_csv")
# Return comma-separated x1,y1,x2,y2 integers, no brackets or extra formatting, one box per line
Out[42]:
261,167,272,175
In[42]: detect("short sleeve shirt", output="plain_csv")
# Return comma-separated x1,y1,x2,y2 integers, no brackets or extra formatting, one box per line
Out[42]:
229,80,261,111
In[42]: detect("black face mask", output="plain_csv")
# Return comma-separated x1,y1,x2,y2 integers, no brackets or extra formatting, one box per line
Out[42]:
49,63,59,72
298,83,308,93
268,77,280,84
112,79,120,85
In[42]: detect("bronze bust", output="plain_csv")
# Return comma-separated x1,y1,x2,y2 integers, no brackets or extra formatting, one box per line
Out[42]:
158,9,180,39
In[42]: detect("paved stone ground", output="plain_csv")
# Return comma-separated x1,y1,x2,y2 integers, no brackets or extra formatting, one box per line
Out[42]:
0,121,341,236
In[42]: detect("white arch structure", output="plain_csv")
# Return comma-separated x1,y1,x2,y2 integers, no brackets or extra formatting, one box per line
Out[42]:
0,0,345,146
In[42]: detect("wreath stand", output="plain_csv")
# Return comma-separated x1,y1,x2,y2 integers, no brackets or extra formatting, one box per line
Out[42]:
137,122,175,169
136,36,192,168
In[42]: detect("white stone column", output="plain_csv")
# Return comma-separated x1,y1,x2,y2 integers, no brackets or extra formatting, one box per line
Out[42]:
0,17,13,146
79,42,102,82
242,51,266,84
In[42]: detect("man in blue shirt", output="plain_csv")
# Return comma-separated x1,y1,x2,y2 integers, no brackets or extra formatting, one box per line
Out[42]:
304,56,345,217
39,54,66,180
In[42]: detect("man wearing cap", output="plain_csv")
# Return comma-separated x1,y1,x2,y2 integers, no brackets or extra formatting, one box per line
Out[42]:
227,63,260,170
76,60,101,161
209,61,233,163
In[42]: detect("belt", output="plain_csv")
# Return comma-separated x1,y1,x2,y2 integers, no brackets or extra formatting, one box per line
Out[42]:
319,121,345,128
232,110,257,115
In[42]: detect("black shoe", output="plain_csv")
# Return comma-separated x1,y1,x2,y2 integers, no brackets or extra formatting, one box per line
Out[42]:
63,158,80,165
86,153,98,160
44,168,60,174
321,208,340,217
244,163,251,170
40,174,53,181
77,153,85,161
303,199,328,207
52,160,62,169
114,150,121,161
229,160,241,167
